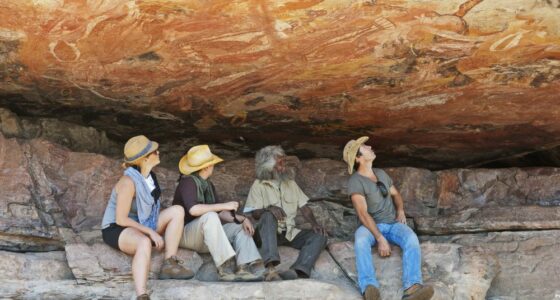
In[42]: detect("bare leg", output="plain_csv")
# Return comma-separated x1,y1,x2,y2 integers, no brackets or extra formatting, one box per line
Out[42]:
157,205,185,259
118,227,152,296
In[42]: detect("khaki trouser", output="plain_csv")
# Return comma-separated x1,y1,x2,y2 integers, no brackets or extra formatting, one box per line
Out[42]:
179,211,261,267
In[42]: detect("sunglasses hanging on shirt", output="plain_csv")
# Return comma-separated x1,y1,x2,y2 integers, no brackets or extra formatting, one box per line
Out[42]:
376,181,388,197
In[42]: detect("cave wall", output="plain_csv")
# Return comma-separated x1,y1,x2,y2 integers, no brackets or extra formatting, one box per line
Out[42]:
0,0,559,168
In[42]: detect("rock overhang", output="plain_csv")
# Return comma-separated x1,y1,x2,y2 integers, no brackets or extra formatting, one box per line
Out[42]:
1,0,559,169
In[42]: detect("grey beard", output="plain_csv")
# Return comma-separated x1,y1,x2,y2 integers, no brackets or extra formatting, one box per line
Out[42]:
272,167,295,182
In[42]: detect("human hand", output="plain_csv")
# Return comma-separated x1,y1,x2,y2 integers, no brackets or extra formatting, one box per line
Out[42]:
241,218,255,236
223,201,239,211
312,223,328,236
377,236,391,257
267,206,286,222
149,230,164,251
396,210,406,224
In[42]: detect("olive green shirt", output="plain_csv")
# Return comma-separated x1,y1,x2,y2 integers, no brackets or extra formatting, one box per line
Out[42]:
348,168,397,225
244,179,309,241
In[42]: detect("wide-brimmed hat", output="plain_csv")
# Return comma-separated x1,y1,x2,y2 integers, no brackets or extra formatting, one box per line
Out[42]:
342,136,369,174
179,145,223,175
123,135,159,164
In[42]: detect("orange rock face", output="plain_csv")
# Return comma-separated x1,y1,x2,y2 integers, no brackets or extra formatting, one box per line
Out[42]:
0,0,559,168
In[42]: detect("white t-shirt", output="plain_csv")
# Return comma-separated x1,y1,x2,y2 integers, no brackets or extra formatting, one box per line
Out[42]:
144,174,156,192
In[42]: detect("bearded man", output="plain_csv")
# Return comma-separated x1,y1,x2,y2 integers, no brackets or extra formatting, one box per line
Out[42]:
243,145,328,281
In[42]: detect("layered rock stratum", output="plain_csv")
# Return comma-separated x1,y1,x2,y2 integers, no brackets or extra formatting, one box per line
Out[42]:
1,131,560,299
0,0,559,168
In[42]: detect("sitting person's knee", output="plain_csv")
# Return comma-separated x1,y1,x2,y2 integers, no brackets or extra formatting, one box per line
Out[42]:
201,211,219,219
138,236,152,253
200,211,221,226
260,210,278,223
404,235,420,250
171,205,185,218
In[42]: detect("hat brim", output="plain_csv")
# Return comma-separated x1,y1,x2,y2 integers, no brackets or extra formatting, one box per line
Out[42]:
347,136,369,174
179,154,224,175
124,141,159,164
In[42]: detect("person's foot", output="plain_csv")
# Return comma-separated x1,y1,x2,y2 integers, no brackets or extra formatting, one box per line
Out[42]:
217,257,238,281
364,285,380,300
263,266,282,281
234,263,263,282
159,256,195,280
136,294,150,300
278,269,298,280
402,284,434,300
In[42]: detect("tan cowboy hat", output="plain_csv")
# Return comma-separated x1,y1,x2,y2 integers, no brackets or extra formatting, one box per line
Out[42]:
179,145,223,175
123,135,159,164
342,136,369,174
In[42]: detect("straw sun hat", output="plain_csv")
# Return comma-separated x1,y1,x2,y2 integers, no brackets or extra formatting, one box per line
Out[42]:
123,135,159,164
179,145,223,175
342,136,369,174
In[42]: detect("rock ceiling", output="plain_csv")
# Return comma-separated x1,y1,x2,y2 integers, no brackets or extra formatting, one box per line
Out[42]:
1,0,559,168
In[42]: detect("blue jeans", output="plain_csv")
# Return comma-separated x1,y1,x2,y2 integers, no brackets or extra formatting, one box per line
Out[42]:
354,223,422,294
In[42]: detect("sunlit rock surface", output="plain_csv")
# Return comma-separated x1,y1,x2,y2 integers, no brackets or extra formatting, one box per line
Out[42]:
1,0,559,168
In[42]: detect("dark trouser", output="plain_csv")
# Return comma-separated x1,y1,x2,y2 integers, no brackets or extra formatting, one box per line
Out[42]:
254,211,327,277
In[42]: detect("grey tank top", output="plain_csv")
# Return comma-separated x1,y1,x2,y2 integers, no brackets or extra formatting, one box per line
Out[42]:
101,189,139,229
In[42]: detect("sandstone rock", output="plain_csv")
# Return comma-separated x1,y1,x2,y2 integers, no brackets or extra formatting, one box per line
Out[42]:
27,138,179,231
415,205,560,235
0,279,362,299
6,132,560,244
423,230,560,300
0,108,22,137
328,241,499,300
298,159,350,203
65,241,203,283
276,246,355,290
0,133,63,251
2,1,560,168
295,201,358,242
194,245,354,289
435,168,560,214
386,167,439,218
0,250,72,281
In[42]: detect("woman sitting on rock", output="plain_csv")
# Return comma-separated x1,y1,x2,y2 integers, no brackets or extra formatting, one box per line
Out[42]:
101,135,194,300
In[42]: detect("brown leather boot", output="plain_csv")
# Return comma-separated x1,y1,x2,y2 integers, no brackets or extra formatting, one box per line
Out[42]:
217,257,238,281
234,263,263,282
159,256,195,280
136,294,150,300
402,284,434,300
364,285,380,300
278,269,298,280
263,266,282,281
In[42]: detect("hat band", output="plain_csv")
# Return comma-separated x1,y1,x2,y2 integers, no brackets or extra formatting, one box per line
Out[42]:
126,142,153,162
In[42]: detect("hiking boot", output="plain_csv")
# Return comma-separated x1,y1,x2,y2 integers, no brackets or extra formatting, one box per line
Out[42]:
263,266,282,281
234,263,263,282
364,285,380,300
159,256,195,280
402,284,434,300
278,269,298,280
136,294,150,300
217,258,238,281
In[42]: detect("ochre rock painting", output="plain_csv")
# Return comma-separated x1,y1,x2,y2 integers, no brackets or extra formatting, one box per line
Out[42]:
1,0,559,168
